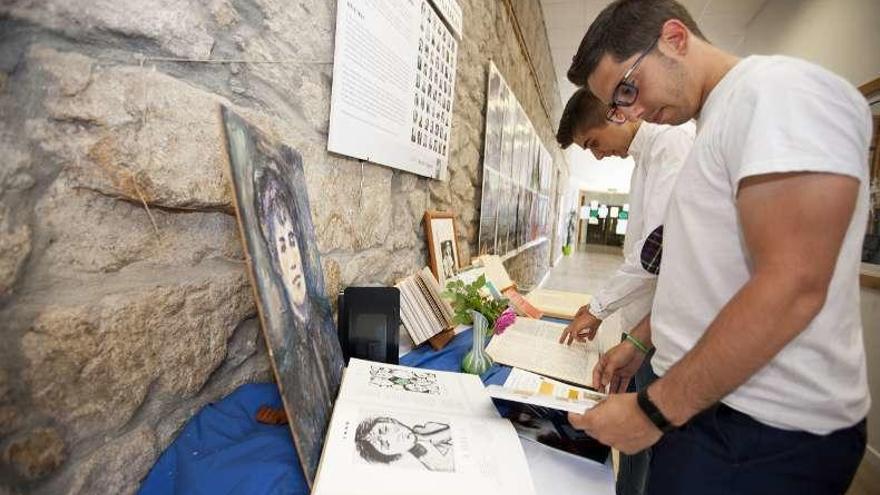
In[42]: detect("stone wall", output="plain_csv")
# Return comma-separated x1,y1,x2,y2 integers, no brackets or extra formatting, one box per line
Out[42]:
0,1,568,493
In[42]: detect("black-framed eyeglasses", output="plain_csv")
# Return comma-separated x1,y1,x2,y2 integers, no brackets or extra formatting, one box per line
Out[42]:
606,37,660,124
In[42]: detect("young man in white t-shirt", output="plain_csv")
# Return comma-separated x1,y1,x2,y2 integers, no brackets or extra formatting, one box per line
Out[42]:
555,87,694,495
563,0,871,493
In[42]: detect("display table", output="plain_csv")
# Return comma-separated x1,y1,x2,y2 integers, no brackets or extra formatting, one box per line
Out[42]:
139,326,614,495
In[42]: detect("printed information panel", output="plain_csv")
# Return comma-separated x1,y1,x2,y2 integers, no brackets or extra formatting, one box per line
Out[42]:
328,0,459,180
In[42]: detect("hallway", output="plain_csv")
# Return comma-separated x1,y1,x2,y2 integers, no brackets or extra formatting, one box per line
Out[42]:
542,247,623,295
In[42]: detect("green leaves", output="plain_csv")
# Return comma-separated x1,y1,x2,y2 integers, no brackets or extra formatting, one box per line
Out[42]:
442,274,509,328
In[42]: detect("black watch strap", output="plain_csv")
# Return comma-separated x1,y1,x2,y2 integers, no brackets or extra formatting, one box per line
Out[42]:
637,388,675,433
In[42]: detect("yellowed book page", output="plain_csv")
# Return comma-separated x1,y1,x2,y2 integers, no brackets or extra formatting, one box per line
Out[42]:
524,289,592,320
476,254,514,292
485,318,600,387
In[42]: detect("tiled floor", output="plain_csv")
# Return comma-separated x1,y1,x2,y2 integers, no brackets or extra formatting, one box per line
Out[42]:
543,246,623,295
539,244,879,495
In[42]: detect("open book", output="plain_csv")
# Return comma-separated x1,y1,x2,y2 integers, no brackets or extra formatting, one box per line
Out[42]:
475,255,515,292
396,267,456,349
524,288,591,320
485,318,601,387
487,368,606,414
312,359,536,495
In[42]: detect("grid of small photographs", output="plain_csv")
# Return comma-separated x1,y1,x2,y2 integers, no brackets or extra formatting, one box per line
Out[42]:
478,62,552,256
429,0,462,39
412,0,458,161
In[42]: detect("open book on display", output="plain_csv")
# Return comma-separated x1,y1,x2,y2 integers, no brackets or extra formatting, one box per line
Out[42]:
524,288,592,320
396,267,456,349
485,318,601,388
312,358,536,495
487,368,605,414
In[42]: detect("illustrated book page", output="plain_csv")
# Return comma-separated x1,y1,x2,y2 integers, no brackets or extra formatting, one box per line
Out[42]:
312,359,536,495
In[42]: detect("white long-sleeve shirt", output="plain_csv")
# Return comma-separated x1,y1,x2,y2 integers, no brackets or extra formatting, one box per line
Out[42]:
588,121,695,333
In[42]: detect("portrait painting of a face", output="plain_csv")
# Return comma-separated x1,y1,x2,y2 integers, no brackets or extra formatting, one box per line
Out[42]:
221,106,344,487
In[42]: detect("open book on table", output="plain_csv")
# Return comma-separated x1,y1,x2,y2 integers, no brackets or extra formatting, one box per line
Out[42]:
490,367,611,465
524,288,592,321
487,368,606,414
312,358,536,495
485,318,601,388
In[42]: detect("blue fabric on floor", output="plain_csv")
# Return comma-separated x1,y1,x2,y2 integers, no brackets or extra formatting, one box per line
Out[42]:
139,382,307,495
138,328,508,495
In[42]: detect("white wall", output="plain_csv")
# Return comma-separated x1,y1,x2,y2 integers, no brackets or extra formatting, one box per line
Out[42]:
565,147,635,194
740,0,880,87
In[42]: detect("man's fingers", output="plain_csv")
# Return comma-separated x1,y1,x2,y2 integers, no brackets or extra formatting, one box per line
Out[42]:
601,360,618,392
592,354,607,391
585,327,598,341
567,411,593,434
609,375,621,395
559,324,581,345
558,327,570,344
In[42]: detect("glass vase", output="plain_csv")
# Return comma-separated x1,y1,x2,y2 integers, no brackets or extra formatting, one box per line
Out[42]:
461,310,494,375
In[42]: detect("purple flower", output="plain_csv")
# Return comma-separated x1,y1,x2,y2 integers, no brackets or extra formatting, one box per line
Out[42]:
493,308,516,335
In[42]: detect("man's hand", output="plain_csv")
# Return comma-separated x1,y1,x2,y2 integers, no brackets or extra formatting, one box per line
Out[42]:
568,392,662,455
559,306,602,345
592,341,645,394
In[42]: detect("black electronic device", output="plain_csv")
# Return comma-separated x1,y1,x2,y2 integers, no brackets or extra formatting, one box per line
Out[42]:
337,287,400,365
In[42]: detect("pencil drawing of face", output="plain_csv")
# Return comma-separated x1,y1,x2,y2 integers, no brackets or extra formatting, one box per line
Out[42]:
363,418,417,457
354,415,454,472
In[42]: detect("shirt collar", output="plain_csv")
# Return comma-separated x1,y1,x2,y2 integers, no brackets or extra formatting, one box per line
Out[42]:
627,123,653,165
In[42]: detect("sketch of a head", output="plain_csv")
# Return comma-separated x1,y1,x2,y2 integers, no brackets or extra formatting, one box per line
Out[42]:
256,165,310,324
355,417,416,463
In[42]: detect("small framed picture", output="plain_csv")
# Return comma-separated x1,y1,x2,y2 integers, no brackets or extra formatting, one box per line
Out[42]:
423,210,460,289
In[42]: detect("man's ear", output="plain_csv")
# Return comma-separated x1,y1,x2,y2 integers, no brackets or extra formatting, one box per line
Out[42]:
659,19,690,57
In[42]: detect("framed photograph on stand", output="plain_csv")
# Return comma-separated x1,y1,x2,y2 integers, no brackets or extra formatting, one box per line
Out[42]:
424,211,460,289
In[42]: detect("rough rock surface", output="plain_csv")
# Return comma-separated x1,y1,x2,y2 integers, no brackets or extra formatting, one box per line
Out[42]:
0,0,566,493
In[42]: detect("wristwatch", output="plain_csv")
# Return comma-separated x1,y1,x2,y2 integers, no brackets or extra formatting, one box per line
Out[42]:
637,388,676,433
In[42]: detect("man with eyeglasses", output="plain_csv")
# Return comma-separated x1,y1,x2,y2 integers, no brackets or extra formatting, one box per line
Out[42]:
563,0,871,494
555,87,693,495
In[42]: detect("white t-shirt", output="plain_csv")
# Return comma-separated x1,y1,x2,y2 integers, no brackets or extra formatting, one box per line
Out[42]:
651,55,872,434
589,122,695,333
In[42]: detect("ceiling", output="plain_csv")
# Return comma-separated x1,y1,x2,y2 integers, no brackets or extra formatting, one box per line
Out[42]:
541,0,769,107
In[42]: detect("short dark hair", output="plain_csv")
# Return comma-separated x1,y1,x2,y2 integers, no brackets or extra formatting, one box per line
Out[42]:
556,88,608,149
567,0,706,86
355,417,407,464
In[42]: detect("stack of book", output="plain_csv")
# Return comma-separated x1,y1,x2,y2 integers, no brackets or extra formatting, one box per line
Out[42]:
397,267,456,349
